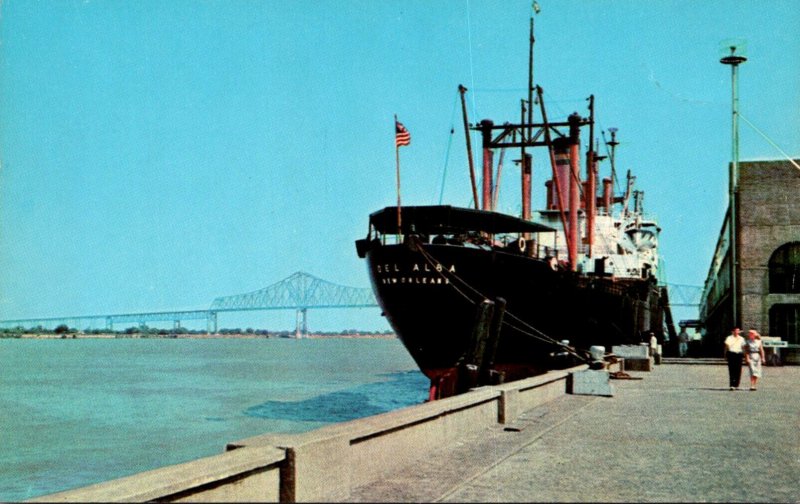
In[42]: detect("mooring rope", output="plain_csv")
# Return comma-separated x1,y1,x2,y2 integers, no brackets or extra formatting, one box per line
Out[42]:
410,238,590,360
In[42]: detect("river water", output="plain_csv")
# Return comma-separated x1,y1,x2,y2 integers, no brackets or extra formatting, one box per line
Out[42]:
0,337,428,501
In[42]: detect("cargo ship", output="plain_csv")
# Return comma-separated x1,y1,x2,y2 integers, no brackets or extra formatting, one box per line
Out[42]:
356,11,669,399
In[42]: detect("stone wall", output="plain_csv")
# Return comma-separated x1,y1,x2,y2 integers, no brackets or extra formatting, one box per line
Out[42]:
737,159,800,333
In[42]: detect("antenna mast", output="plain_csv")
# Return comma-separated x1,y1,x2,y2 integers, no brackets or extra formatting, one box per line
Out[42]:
520,2,538,226
527,11,535,135
607,127,618,192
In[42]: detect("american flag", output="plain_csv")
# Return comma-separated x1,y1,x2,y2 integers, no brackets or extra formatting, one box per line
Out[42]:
395,121,411,147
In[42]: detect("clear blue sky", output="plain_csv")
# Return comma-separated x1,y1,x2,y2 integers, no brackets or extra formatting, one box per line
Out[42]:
1,0,798,331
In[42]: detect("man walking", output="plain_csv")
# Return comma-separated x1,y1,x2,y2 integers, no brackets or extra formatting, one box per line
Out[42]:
678,326,690,357
723,327,745,390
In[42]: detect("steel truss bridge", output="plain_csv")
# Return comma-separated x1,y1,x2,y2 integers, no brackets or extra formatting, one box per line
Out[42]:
0,272,702,336
665,283,703,308
0,272,378,336
663,283,704,329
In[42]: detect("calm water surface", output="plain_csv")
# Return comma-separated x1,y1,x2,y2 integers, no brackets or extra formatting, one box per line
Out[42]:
0,338,428,501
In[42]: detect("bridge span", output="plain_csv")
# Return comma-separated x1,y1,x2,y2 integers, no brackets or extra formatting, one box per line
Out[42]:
0,272,702,336
0,272,378,336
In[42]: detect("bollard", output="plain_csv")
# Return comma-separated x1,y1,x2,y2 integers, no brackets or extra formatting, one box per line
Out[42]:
481,297,506,381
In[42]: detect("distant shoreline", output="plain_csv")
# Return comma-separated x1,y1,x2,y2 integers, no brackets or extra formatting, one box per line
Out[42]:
13,333,397,340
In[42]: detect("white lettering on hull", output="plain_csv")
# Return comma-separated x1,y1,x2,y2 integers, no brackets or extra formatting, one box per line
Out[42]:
375,262,456,286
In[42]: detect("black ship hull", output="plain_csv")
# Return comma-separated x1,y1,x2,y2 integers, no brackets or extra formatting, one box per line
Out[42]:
363,238,664,397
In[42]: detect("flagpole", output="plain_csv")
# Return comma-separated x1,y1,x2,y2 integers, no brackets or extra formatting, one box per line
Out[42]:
395,115,402,235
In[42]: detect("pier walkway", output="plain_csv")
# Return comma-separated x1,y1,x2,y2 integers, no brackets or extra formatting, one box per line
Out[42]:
348,364,799,503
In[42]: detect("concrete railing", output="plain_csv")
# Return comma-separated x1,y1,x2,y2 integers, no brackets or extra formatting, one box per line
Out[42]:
30,446,286,503
30,364,587,503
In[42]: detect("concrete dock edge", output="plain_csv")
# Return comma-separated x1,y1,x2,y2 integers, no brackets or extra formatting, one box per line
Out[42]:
29,365,588,503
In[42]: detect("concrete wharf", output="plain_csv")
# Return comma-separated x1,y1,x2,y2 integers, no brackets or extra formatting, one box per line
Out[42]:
349,363,799,503
33,362,799,503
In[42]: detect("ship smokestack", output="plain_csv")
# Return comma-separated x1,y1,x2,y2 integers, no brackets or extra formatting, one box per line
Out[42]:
602,177,613,213
549,138,571,210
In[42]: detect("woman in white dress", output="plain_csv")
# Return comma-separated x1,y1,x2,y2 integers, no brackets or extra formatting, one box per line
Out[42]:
745,329,766,391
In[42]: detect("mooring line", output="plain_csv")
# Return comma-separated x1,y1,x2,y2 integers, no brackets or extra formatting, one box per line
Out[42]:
413,240,589,359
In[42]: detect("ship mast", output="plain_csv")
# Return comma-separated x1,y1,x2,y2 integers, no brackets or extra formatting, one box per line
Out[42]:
521,9,535,230
601,127,619,215
459,84,480,210
566,113,581,271
585,95,596,258
472,0,599,271
527,14,535,134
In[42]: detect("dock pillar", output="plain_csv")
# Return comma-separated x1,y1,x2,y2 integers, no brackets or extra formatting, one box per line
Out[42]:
458,299,495,394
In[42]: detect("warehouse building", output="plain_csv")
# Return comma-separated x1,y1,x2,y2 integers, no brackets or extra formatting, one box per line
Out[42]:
699,159,800,362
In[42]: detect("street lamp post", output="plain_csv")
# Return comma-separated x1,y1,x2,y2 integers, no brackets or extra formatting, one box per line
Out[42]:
720,46,746,329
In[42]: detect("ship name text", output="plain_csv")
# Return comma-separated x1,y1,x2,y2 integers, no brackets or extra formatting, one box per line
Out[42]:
376,262,456,274
375,262,456,286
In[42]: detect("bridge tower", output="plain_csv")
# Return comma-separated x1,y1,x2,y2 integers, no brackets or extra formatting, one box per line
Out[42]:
295,309,308,338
